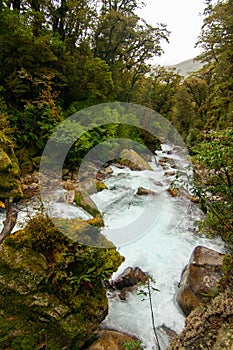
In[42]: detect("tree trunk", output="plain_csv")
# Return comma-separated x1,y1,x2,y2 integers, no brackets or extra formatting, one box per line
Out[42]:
0,199,18,244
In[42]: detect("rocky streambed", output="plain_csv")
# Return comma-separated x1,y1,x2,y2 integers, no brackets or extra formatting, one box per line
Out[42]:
0,145,230,349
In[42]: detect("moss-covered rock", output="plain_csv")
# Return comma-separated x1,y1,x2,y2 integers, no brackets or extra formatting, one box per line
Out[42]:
0,147,23,200
0,215,124,349
168,289,233,350
74,188,102,221
79,178,108,196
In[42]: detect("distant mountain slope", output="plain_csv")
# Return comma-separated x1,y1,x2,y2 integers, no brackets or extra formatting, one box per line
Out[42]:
171,58,203,77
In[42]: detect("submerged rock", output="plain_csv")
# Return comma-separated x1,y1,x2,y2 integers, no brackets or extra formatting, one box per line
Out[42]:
0,215,124,349
177,246,224,315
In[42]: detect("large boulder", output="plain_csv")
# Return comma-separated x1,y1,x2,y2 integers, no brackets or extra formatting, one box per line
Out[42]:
0,215,124,349
177,246,224,315
120,149,153,171
111,266,148,290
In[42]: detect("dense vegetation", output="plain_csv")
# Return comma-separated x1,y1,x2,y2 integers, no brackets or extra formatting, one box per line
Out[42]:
0,0,232,348
0,0,232,245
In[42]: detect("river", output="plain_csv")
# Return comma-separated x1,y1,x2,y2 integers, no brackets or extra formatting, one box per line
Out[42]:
0,144,225,350
90,145,225,349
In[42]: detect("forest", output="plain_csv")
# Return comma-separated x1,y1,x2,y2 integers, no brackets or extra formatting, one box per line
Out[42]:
0,0,232,349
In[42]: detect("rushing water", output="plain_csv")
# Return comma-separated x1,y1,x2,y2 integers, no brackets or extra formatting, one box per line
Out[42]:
91,146,225,349
0,145,225,349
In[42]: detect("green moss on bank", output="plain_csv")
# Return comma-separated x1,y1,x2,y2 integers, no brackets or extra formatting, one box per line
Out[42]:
0,215,124,349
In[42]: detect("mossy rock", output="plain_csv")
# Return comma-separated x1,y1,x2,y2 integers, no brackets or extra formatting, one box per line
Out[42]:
79,178,108,195
120,149,153,171
0,147,23,200
53,217,112,247
0,148,11,171
0,215,124,349
74,188,103,221
96,180,108,192
168,289,233,350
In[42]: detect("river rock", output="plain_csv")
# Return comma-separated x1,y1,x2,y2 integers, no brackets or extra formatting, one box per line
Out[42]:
167,187,179,197
111,267,148,291
156,325,178,349
113,163,125,169
164,170,176,177
137,187,150,195
104,166,113,175
58,189,75,203
158,156,169,164
62,179,75,191
177,246,224,316
77,162,99,181
136,187,157,196
79,178,107,195
120,149,153,171
189,195,200,203
86,330,140,350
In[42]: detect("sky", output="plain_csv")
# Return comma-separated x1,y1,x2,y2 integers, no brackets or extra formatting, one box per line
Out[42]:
137,0,206,66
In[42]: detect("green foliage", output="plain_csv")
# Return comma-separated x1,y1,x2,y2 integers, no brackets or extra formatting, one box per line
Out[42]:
0,214,124,348
193,128,233,249
201,287,220,301
196,0,233,127
93,0,169,101
124,340,144,350
0,112,12,147
135,66,182,118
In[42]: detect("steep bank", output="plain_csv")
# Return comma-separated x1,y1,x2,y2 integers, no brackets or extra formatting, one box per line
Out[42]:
0,215,123,349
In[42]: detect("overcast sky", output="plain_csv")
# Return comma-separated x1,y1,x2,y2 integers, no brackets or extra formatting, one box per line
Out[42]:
137,0,206,65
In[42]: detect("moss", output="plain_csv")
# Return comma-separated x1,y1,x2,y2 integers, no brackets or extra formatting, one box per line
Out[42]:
0,215,124,349
0,147,23,200
220,255,233,289
53,217,113,247
168,289,233,350
0,148,11,171
74,190,102,219
96,180,108,192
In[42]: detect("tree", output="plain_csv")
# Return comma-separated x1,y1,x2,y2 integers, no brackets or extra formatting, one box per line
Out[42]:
47,0,96,49
93,0,169,101
196,0,233,127
145,66,182,119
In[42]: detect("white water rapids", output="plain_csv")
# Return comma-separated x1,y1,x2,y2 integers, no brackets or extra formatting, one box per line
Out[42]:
91,146,225,349
0,145,225,349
